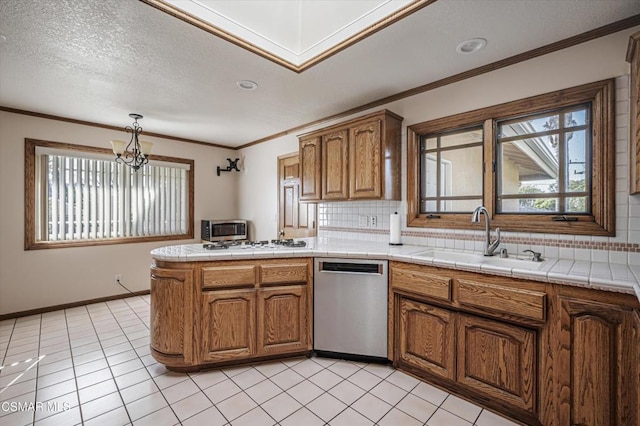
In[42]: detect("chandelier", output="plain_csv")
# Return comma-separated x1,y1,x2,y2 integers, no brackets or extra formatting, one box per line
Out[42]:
110,113,153,171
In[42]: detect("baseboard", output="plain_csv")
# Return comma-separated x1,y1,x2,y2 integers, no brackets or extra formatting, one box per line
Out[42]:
0,290,150,321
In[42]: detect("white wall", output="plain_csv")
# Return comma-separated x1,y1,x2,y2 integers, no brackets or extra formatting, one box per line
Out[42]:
0,111,239,314
238,27,639,249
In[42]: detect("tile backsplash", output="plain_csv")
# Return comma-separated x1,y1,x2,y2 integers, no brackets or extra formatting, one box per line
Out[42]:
318,75,640,266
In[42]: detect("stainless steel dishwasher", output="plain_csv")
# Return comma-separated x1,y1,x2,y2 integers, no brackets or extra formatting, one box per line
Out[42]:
313,258,388,361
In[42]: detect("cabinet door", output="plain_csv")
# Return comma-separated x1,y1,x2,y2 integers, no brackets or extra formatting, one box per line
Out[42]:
201,289,255,362
257,285,309,356
299,136,322,201
349,119,381,199
457,314,536,415
150,266,193,362
397,297,456,380
322,130,349,200
557,297,639,426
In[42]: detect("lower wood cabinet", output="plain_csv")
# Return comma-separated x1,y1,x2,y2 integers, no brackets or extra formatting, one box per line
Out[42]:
397,298,455,380
556,292,639,426
390,261,640,426
201,289,256,362
257,285,309,355
151,258,312,371
457,314,536,415
150,265,194,368
396,295,536,419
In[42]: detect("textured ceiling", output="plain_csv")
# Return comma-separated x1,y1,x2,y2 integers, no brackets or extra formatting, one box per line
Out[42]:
0,0,639,148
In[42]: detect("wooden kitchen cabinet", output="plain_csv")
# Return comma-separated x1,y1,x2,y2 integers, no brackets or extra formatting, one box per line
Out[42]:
349,118,381,199
322,129,349,200
298,109,402,201
150,265,194,368
555,289,639,426
201,289,256,362
151,258,312,371
457,314,536,415
390,261,640,426
257,285,309,356
299,136,322,201
397,297,456,380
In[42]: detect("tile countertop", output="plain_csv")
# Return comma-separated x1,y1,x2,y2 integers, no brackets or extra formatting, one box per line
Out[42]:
151,237,640,302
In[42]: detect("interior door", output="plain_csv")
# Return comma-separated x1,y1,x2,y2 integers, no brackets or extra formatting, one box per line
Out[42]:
278,152,317,239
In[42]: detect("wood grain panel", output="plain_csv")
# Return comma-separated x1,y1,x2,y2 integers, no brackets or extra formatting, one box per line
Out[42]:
398,298,456,380
260,262,309,285
571,314,612,426
299,136,322,201
201,265,256,289
322,130,349,200
558,296,639,426
150,269,186,355
201,289,255,362
391,264,452,301
457,314,536,414
257,286,308,355
349,119,381,199
457,279,546,322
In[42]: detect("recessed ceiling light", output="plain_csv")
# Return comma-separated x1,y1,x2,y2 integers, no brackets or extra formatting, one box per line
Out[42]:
456,38,487,54
237,80,258,90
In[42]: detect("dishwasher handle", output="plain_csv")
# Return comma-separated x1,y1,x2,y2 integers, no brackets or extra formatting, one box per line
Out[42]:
318,261,383,274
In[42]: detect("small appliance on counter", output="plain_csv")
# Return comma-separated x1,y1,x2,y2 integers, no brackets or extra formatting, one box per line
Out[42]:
201,219,247,242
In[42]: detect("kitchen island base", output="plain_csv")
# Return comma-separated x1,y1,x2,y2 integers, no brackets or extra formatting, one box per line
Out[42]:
150,258,313,371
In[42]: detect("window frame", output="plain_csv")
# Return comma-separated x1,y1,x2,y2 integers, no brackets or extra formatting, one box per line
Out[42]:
407,79,615,236
24,138,195,250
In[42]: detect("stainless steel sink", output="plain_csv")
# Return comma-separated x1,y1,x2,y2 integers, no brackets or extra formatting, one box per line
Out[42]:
413,249,545,270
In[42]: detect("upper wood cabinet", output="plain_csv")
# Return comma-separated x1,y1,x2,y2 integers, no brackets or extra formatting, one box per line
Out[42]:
299,109,403,201
299,136,322,201
349,119,382,199
322,130,349,200
627,31,640,194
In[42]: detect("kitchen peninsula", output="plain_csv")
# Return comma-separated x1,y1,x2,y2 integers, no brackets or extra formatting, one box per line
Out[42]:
150,238,640,426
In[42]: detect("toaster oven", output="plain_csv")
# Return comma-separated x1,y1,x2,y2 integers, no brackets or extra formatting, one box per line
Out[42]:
201,220,248,242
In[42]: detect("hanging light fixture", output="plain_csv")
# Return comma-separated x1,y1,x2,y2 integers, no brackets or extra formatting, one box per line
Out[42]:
110,113,153,171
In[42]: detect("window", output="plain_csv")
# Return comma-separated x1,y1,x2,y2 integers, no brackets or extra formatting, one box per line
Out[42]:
420,127,484,214
496,104,591,215
407,79,615,235
25,139,194,249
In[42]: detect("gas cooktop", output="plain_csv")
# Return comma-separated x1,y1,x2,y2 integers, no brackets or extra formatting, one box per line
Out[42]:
202,239,307,251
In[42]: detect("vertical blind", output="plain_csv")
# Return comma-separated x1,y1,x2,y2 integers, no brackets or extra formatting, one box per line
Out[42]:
37,152,189,242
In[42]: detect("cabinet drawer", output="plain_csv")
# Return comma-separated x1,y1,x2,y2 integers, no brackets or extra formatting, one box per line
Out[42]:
391,267,452,301
457,280,546,322
202,265,256,289
261,263,308,285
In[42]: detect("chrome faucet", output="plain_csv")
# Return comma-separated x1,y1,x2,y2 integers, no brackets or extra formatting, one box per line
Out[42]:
471,206,501,256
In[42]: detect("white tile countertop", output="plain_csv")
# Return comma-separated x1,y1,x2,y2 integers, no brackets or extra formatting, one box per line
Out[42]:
151,238,640,302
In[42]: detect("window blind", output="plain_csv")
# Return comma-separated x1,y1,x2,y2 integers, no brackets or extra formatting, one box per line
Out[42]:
38,153,188,242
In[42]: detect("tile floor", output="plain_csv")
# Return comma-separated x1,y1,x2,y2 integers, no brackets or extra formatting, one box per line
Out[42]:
0,295,519,426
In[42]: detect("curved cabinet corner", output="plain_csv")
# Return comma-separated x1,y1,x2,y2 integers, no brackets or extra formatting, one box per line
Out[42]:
150,265,194,369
